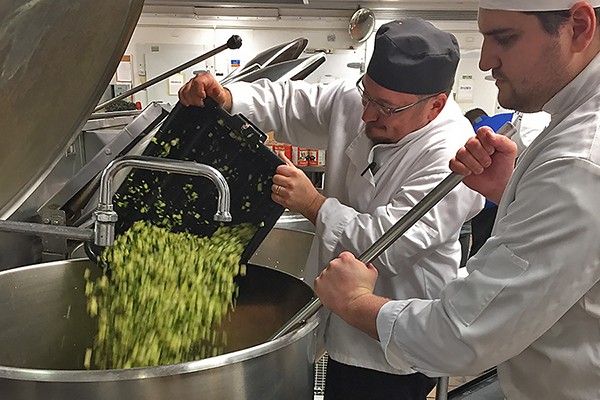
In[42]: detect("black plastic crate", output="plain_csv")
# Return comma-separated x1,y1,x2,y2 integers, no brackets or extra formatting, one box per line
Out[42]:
113,98,284,263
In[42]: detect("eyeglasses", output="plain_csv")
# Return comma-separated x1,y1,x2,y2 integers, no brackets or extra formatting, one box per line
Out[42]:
356,76,438,117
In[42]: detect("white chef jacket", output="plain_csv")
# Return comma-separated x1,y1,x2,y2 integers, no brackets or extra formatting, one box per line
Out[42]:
229,79,483,374
377,53,600,398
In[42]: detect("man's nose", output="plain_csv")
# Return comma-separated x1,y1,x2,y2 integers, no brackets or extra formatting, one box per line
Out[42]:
479,39,500,72
361,100,378,122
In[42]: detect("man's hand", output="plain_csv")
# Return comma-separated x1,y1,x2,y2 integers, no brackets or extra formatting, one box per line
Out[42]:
315,252,387,340
271,153,325,224
178,72,232,111
449,126,518,204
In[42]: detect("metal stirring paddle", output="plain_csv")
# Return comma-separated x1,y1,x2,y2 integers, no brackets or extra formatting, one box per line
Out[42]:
270,121,517,341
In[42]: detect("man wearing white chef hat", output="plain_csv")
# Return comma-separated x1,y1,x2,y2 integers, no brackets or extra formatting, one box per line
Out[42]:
315,1,600,399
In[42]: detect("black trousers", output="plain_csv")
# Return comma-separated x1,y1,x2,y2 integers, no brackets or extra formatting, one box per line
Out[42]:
324,358,436,400
469,205,498,257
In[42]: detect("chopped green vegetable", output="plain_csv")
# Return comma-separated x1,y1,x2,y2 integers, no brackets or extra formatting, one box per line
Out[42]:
84,221,256,370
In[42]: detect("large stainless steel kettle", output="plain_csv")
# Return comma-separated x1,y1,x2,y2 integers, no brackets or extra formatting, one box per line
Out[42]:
0,259,318,400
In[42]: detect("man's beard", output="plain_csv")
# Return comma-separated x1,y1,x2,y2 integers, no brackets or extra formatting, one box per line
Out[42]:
495,40,564,113
365,123,393,144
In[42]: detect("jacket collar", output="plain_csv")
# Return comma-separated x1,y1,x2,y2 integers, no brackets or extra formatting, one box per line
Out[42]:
345,98,460,176
345,128,419,179
345,127,373,175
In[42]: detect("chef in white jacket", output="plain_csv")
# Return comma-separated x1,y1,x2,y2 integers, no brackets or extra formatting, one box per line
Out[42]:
315,1,600,399
180,18,483,400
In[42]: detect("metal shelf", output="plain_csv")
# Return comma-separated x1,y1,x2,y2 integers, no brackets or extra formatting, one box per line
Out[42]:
299,165,325,173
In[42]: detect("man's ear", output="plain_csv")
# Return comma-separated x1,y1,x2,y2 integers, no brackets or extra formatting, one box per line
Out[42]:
428,93,448,122
569,2,597,52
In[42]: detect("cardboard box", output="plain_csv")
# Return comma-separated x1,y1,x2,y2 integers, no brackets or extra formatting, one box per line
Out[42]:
272,144,292,160
308,149,326,166
292,146,310,166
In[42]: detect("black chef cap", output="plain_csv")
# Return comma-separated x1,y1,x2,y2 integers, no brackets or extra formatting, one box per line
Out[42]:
366,18,460,95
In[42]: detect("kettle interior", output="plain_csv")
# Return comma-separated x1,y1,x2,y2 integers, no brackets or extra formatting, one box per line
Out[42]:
0,259,314,371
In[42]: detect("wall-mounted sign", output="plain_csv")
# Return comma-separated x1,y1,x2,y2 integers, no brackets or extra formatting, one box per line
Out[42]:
168,73,185,96
456,73,474,102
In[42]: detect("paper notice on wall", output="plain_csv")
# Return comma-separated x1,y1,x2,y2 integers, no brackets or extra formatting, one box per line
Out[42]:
456,74,474,102
116,55,132,82
168,73,185,95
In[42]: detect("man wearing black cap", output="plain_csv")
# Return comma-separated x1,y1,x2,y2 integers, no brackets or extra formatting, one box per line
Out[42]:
179,18,483,400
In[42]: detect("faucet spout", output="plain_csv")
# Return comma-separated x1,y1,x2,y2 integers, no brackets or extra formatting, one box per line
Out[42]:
94,155,232,247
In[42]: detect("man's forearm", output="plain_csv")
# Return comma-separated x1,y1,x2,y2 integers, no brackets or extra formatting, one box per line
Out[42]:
302,192,326,225
341,293,390,341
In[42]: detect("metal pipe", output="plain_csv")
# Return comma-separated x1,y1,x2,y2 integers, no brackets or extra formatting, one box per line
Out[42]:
435,376,450,400
88,110,142,120
94,155,232,247
93,35,242,112
269,122,516,341
0,220,94,241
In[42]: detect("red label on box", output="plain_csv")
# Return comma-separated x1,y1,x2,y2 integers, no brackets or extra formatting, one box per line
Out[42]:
272,144,292,160
292,147,310,166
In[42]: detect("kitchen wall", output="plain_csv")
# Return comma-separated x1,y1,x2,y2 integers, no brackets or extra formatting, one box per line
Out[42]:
121,13,501,117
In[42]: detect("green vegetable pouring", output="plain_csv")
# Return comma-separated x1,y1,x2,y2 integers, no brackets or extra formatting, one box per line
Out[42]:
83,220,256,370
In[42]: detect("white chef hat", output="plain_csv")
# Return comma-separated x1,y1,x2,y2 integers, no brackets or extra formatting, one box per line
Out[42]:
479,0,600,11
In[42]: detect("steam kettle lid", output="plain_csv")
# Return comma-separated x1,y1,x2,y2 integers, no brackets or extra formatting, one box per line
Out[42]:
0,0,144,219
